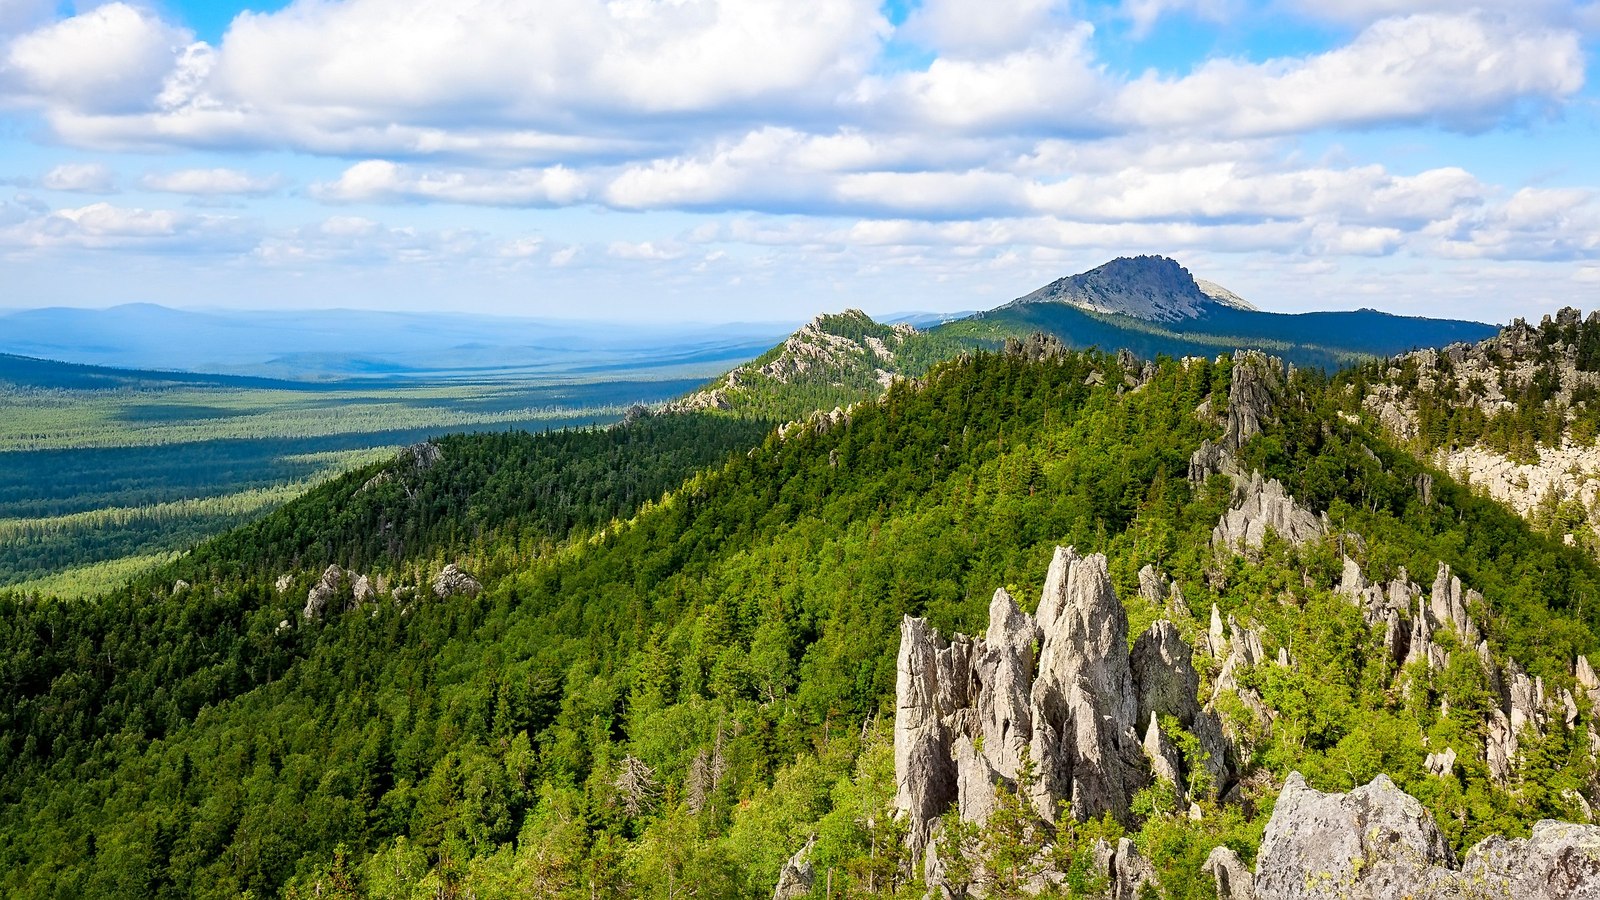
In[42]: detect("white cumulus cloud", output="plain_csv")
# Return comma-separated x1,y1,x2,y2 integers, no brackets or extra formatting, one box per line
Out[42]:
3,3,193,113
1115,12,1585,136
140,168,282,196
41,162,115,192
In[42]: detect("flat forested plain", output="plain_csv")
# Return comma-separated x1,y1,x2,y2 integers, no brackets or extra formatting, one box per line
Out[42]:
0,353,706,595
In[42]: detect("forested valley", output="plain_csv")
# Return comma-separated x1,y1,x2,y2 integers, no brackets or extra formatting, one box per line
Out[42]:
2,341,1598,898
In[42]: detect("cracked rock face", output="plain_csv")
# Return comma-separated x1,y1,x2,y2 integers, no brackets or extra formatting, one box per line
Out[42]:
1213,472,1328,550
1030,550,1146,823
431,563,482,599
894,546,1235,871
1251,773,1600,900
1255,773,1456,900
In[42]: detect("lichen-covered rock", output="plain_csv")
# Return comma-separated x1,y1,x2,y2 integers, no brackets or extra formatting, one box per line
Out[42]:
303,564,346,620
1255,773,1456,900
1461,819,1600,899
1213,472,1327,550
431,563,482,599
772,836,815,900
1030,550,1145,823
1204,845,1255,900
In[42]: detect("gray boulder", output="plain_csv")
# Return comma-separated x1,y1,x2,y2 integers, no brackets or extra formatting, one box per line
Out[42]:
303,564,346,620
1255,773,1456,900
431,563,482,599
1461,819,1600,899
772,836,815,900
1204,845,1255,900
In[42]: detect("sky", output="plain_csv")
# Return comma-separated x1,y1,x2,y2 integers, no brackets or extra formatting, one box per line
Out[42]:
1,0,1598,324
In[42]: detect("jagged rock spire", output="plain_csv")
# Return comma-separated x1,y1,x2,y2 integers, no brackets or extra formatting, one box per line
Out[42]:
892,545,1239,870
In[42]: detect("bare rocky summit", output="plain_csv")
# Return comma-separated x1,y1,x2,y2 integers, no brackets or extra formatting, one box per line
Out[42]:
1010,256,1256,323
667,310,915,414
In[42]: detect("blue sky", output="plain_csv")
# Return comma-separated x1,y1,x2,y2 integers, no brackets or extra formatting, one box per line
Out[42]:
2,0,1598,323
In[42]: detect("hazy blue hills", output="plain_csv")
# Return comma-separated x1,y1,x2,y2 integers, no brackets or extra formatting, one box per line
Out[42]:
0,303,793,380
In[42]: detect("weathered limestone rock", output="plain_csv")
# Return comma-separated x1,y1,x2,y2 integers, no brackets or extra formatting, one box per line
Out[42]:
1209,604,1228,660
1131,620,1235,798
431,563,482,599
1138,564,1192,619
1142,714,1186,801
893,546,1244,893
894,616,968,851
303,564,346,620
1252,773,1600,899
1111,838,1157,900
274,573,294,595
1189,351,1284,484
953,735,1004,826
1487,709,1516,784
1428,563,1480,645
1213,472,1327,550
1228,616,1266,668
1424,746,1456,778
772,836,815,900
352,574,377,605
1461,820,1600,899
1225,351,1280,454
1030,551,1144,823
1255,773,1456,900
976,588,1037,780
1203,846,1255,900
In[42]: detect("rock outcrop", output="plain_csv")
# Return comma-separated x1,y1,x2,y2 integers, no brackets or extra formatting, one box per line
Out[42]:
1203,846,1254,900
893,546,1238,883
432,564,482,599
1460,819,1600,899
772,836,816,900
1190,350,1284,484
303,564,346,620
1212,471,1328,550
1242,772,1600,900
1256,772,1458,899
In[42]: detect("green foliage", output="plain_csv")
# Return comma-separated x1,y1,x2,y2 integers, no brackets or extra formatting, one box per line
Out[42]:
0,346,1596,900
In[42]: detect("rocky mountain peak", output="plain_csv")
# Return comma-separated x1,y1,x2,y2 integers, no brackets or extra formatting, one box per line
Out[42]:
665,309,916,414
1011,255,1255,323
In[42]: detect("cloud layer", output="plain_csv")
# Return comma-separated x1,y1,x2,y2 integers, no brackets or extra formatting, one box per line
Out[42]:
0,0,1595,320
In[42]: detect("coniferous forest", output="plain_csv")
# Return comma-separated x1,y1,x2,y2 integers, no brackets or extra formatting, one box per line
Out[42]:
2,344,1597,898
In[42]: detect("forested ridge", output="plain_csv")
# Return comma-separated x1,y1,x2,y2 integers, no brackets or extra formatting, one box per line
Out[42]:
0,345,1597,898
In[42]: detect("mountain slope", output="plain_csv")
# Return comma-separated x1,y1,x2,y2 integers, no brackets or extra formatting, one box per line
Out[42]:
667,309,968,419
2,342,1598,897
1342,306,1600,555
1009,254,1253,321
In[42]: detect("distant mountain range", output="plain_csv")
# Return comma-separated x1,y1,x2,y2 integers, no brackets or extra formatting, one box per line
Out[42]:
0,304,793,381
673,256,1502,418
941,255,1498,372
0,256,1501,387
